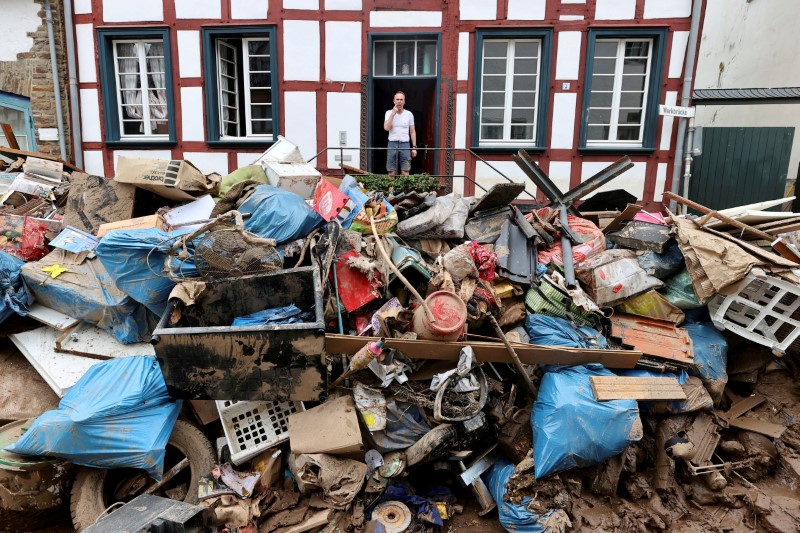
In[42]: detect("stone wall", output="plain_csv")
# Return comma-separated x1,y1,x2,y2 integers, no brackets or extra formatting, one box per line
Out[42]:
0,0,71,160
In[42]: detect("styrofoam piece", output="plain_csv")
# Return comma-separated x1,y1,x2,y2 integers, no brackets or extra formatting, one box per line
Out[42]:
56,322,156,359
708,268,800,356
261,161,321,199
26,303,80,331
216,400,303,465
10,326,105,397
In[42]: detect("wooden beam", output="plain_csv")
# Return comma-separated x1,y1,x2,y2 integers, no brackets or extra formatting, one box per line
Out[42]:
1,123,19,150
0,146,82,173
589,376,686,401
325,334,642,368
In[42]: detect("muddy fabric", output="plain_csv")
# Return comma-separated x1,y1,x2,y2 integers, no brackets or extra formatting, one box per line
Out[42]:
671,217,799,303
291,453,367,508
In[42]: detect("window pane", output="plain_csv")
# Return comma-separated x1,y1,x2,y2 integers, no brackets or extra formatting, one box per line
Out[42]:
121,104,143,119
589,91,613,108
619,92,644,107
592,58,616,75
251,120,273,135
250,105,272,119
250,90,272,104
511,108,535,124
122,120,143,135
622,57,647,75
588,108,611,125
624,41,649,57
248,40,269,56
481,125,503,139
249,56,270,72
416,42,437,75
510,125,534,140
484,41,507,58
395,42,414,75
591,75,614,91
0,107,26,132
512,75,536,91
514,58,537,75
374,41,393,76
483,76,505,91
483,58,506,75
482,92,505,107
512,91,535,107
116,42,138,57
250,73,271,87
595,41,618,58
617,126,641,141
587,125,610,141
145,42,163,57
481,109,504,124
514,41,538,58
222,122,238,136
621,74,646,91
618,108,642,125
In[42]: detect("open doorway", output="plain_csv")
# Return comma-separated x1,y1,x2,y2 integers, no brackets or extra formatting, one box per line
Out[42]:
371,79,437,175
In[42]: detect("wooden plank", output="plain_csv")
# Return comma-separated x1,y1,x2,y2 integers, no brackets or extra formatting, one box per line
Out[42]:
325,334,642,368
725,394,766,420
26,303,80,331
0,146,82,173
1,123,19,150
727,417,786,439
589,376,687,401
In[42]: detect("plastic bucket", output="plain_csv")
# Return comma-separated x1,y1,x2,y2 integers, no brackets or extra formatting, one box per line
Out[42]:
412,291,467,341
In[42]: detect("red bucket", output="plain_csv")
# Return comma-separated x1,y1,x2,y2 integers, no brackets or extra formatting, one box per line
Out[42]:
411,291,467,341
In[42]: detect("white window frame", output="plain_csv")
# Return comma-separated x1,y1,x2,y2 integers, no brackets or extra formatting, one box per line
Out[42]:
213,37,273,140
586,38,653,148
372,39,438,78
478,38,541,147
216,40,240,138
112,38,168,140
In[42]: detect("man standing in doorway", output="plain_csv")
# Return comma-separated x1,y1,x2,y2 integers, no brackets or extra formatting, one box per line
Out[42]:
383,91,417,176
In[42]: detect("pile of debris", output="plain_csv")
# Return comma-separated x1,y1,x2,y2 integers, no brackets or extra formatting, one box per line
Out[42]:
1,138,800,533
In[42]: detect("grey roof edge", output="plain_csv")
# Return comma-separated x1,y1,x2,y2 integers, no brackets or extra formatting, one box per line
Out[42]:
693,87,800,102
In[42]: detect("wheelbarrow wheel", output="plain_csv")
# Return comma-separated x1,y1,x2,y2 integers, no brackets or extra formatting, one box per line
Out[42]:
69,419,215,532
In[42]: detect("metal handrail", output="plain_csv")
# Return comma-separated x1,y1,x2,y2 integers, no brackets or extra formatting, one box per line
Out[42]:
306,145,537,201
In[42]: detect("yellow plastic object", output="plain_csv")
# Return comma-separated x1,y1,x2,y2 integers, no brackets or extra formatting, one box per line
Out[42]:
41,264,67,279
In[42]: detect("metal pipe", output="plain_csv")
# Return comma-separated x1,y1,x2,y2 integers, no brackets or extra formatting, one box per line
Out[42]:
668,0,703,212
682,116,696,203
62,0,83,168
559,205,576,288
43,0,68,161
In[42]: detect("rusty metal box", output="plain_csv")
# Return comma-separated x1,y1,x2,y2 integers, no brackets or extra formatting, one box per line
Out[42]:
152,263,326,402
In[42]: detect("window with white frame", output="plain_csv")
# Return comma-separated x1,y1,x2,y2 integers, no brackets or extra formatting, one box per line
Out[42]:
478,38,542,146
214,37,274,139
113,39,169,138
586,39,653,146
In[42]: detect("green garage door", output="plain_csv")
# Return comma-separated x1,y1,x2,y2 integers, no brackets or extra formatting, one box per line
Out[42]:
689,127,794,210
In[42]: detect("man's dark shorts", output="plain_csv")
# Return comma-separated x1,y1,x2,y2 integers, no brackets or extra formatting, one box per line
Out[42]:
387,140,411,173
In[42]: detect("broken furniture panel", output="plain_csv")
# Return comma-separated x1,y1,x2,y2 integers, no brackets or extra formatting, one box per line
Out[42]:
61,172,137,235
607,220,673,253
152,262,326,402
589,376,687,401
609,314,695,369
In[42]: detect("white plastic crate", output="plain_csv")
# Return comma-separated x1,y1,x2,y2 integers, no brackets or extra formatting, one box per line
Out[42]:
708,268,800,356
216,400,303,465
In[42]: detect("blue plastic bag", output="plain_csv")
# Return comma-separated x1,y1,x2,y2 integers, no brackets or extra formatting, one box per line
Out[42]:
232,304,312,326
534,364,642,479
7,356,181,480
525,314,609,349
96,228,197,315
483,458,551,532
0,250,32,324
637,242,684,279
683,322,728,403
238,185,323,244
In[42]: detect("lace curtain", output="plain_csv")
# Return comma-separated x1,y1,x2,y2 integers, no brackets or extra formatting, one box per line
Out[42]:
116,41,167,133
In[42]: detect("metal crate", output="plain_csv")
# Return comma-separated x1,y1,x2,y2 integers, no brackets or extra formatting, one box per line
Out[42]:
708,268,800,356
217,400,304,465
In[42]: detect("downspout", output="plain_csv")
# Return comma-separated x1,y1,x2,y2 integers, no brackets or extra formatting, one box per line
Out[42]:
62,0,83,169
668,0,703,212
43,0,68,161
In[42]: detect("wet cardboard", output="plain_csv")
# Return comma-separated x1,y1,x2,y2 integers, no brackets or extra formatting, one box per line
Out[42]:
288,395,364,458
114,156,220,201
62,173,137,235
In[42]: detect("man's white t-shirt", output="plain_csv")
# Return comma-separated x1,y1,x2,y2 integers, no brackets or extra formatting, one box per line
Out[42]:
385,109,415,142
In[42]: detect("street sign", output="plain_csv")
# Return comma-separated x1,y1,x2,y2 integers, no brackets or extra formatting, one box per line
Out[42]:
659,104,695,118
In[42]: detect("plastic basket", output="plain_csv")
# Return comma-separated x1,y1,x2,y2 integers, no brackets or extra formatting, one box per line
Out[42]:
216,400,304,465
708,268,800,356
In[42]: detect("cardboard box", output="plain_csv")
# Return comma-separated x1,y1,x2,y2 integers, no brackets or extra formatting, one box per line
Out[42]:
96,214,168,238
114,156,220,201
62,173,137,235
288,395,364,458
262,161,321,199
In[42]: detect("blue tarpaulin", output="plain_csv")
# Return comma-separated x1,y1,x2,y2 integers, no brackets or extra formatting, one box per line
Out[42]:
0,250,32,324
232,304,312,326
7,356,181,480
238,185,324,244
525,314,609,349
483,459,550,532
533,364,641,479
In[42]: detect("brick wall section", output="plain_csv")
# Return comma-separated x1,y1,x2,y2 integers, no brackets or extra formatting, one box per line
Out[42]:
0,0,71,160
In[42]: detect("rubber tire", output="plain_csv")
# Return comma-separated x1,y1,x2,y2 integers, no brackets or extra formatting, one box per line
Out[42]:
69,419,216,532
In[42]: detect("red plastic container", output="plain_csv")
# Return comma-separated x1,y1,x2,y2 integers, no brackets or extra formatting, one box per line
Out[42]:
412,291,467,341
